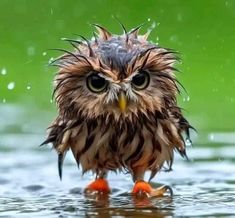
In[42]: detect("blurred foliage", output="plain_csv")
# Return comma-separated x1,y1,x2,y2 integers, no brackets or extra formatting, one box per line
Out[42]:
0,0,235,133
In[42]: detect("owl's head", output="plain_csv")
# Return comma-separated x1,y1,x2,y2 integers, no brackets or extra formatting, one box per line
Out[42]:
52,24,180,122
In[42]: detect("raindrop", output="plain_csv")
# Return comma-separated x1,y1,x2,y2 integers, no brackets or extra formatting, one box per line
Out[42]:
183,96,190,102
42,52,47,56
170,35,178,42
49,57,54,64
27,46,35,56
155,36,159,45
147,22,156,35
209,134,214,141
185,138,192,146
147,18,151,22
151,21,156,29
50,99,53,103
2,98,6,103
7,82,15,90
1,68,7,75
26,84,31,90
212,88,218,93
177,13,182,22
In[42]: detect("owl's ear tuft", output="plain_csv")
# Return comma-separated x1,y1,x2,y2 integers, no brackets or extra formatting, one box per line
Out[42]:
92,24,112,41
128,23,144,38
76,35,95,57
142,29,152,40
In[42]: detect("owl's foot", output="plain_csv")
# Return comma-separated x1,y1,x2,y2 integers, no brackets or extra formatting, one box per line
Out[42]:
132,181,152,196
132,181,173,197
84,178,110,194
150,185,173,197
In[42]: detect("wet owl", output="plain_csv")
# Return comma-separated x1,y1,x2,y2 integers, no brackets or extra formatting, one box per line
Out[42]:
42,24,192,196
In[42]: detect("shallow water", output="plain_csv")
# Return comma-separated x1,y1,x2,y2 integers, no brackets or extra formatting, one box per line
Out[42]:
0,105,235,217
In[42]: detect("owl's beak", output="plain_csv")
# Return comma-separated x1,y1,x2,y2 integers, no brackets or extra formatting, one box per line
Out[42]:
118,91,127,112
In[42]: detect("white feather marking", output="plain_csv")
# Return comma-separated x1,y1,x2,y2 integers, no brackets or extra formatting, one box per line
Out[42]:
105,83,120,103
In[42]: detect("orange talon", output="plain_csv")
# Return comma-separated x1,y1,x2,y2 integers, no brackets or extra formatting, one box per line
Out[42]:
85,178,110,194
132,181,173,197
132,181,152,195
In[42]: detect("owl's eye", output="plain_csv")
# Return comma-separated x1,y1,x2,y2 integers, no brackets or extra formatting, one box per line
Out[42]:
132,71,150,90
86,73,108,93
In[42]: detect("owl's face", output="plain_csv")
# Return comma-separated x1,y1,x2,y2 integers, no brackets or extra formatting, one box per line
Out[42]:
53,25,178,121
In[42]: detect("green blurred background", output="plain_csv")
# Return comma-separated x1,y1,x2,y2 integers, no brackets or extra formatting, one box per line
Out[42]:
0,0,234,136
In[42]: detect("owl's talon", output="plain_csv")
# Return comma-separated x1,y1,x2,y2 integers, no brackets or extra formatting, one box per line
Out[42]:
150,185,173,197
132,181,173,198
84,178,110,194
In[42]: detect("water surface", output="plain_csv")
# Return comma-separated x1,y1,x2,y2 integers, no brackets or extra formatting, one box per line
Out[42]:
0,105,234,217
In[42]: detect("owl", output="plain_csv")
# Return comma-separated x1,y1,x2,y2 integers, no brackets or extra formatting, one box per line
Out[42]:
42,24,192,197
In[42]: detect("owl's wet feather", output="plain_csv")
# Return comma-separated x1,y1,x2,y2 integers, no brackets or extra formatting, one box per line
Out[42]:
43,24,192,185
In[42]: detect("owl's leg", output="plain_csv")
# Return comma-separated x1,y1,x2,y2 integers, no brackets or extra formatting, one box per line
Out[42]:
84,171,110,194
132,168,172,197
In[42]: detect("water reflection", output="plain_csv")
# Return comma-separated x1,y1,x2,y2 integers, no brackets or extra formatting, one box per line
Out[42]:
68,192,174,217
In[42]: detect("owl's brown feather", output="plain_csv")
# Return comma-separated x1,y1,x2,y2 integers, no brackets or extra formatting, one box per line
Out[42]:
43,24,192,181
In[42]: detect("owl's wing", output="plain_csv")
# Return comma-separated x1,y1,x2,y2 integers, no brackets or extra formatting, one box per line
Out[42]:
179,116,195,144
41,119,72,180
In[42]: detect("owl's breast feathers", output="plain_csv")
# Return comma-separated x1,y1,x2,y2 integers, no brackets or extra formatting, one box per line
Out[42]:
42,109,192,181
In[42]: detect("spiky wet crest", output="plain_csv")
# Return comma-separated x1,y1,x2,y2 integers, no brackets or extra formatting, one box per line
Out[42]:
52,24,181,121
43,24,193,181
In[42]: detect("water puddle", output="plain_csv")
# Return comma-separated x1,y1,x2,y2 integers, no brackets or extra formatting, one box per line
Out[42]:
0,104,235,217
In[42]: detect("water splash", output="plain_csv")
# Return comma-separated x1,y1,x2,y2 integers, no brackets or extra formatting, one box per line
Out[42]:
7,82,15,90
